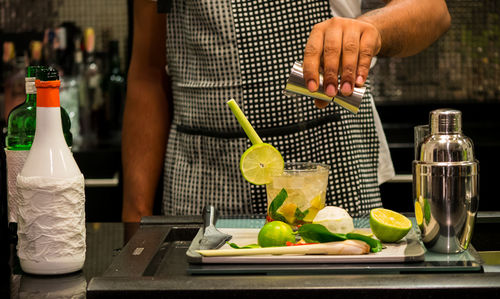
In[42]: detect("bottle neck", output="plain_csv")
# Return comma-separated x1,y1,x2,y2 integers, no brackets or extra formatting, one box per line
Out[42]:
22,78,80,178
35,80,61,108
33,80,65,146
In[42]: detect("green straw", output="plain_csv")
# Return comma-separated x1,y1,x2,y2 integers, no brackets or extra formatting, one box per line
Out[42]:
227,99,263,145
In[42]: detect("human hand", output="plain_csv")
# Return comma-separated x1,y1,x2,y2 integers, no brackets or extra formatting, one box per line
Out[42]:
303,17,381,108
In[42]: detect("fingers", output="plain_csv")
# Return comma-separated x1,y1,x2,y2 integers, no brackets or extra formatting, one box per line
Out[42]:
303,23,326,92
339,27,360,97
314,99,330,109
356,28,380,87
323,26,343,97
304,18,381,108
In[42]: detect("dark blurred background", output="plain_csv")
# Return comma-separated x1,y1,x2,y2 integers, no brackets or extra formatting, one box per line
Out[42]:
0,0,131,223
0,0,499,224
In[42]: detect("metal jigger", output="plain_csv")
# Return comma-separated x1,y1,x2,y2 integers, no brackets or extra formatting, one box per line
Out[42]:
413,109,479,253
284,61,365,114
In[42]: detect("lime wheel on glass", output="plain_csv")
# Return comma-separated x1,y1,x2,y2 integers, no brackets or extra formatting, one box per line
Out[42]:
239,143,284,185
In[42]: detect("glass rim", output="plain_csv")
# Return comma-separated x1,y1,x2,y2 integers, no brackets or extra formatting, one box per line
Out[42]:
282,161,330,172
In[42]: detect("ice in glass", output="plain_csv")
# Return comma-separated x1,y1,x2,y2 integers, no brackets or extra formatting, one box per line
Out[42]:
266,162,329,226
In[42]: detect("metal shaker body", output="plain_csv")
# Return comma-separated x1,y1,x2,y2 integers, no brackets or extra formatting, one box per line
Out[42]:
413,161,478,253
413,109,479,253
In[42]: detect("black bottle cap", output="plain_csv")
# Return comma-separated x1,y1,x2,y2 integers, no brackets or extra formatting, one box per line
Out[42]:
37,66,59,81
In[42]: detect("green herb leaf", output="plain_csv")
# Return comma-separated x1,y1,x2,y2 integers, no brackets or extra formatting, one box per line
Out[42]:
297,224,347,243
227,242,261,249
346,233,383,253
271,212,288,223
269,188,288,221
294,208,309,221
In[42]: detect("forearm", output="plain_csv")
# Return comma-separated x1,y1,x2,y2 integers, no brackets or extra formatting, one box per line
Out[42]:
121,71,171,222
358,0,451,57
122,0,170,222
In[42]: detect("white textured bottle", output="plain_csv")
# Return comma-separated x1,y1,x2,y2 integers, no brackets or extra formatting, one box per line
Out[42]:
17,67,86,275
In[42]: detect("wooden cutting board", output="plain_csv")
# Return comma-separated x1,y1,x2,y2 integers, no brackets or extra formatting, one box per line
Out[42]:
186,227,425,264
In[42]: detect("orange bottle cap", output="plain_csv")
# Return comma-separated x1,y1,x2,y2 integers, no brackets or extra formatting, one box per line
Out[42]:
35,80,61,107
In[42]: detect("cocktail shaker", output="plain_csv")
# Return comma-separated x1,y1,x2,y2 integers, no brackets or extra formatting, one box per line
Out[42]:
413,109,479,253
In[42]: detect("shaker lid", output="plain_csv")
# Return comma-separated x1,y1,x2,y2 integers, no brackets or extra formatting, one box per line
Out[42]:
430,109,461,134
420,109,475,163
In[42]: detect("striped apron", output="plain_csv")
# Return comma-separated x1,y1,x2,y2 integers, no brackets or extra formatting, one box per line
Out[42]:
163,0,381,217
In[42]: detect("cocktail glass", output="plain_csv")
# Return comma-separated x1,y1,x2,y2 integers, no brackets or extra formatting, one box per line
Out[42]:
266,162,330,226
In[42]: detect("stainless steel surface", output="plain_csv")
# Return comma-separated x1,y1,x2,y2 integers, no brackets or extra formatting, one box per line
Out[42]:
420,110,475,163
413,108,479,254
414,124,429,160
413,161,479,253
199,205,232,250
430,109,462,134
284,61,365,114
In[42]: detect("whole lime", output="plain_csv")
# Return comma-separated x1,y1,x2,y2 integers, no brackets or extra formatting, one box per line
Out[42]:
258,221,295,247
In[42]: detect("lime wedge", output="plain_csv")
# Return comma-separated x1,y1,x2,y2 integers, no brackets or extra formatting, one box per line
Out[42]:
414,201,424,230
239,143,284,185
369,208,412,243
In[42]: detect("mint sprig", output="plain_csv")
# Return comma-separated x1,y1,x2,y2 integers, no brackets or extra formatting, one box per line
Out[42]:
268,188,288,222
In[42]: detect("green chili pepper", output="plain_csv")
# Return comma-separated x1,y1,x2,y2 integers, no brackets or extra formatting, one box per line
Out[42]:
346,232,383,253
227,242,261,249
297,223,347,243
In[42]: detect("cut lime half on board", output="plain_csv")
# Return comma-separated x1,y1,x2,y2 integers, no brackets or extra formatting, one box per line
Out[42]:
369,208,412,243
240,143,284,185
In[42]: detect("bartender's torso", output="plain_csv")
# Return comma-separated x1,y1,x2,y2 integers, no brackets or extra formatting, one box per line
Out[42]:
163,0,382,217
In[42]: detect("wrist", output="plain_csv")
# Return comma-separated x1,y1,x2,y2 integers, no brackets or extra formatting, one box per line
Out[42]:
122,195,154,222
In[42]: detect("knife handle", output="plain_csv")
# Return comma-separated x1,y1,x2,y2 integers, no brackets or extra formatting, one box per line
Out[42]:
202,205,219,229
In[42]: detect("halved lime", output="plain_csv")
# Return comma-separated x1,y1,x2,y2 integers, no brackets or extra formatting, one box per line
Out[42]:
239,143,284,185
369,208,412,243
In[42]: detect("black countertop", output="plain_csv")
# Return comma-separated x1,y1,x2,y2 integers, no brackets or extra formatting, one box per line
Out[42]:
3,222,131,299
3,213,500,299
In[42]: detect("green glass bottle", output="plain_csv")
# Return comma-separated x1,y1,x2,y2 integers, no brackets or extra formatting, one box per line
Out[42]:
6,66,73,150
